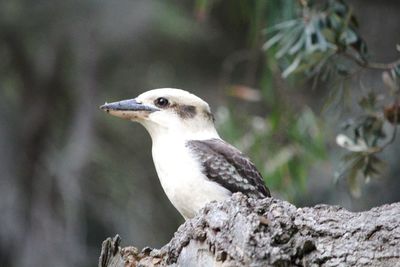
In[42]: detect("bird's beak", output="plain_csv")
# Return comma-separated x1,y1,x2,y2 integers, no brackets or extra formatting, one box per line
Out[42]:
100,99,159,120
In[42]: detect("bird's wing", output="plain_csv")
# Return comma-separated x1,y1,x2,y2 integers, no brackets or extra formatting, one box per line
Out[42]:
186,138,270,198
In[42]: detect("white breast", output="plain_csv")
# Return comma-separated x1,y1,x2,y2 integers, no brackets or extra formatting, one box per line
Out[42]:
151,138,231,219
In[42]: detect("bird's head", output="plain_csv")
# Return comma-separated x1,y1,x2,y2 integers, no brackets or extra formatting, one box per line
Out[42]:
100,88,218,140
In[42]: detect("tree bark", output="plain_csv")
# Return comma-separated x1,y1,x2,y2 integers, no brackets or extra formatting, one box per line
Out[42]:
99,193,400,267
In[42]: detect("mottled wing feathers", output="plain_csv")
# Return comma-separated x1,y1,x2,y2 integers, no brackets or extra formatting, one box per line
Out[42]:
186,139,270,198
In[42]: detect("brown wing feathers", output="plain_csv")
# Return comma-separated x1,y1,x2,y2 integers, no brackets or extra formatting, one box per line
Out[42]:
186,139,270,198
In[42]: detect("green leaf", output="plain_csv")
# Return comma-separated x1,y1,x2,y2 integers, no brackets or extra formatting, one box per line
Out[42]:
282,54,302,78
344,153,365,197
342,151,362,162
340,29,358,45
263,32,285,50
288,33,306,55
275,25,304,58
347,165,361,198
263,19,299,34
358,92,376,111
363,155,384,178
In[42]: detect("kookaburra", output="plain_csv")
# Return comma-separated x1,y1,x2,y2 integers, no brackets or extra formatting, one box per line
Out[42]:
100,88,270,219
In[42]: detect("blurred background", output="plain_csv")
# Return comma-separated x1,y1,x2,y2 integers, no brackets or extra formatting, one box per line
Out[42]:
0,0,399,266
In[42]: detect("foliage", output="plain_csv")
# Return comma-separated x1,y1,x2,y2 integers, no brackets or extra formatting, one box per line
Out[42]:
264,0,400,196
264,0,367,79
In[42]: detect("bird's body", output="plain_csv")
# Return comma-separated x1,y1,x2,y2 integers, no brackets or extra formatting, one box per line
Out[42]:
101,88,270,219
152,137,231,218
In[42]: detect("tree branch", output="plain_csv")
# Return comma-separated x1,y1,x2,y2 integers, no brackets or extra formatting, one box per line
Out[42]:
99,193,400,266
342,51,400,70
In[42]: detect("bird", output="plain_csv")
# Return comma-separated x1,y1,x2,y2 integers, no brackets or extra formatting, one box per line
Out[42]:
100,88,270,219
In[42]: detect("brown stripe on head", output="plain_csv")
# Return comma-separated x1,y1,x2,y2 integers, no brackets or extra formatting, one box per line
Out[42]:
173,104,197,119
203,110,215,122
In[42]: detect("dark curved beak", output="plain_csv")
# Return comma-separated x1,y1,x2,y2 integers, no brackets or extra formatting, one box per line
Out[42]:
100,99,159,113
100,98,159,120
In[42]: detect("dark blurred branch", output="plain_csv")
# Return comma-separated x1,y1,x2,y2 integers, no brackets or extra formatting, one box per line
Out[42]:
51,34,99,256
99,194,400,266
2,30,36,90
341,51,400,70
3,31,79,265
3,31,70,229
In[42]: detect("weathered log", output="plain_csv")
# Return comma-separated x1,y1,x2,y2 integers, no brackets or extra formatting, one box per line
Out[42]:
99,193,400,266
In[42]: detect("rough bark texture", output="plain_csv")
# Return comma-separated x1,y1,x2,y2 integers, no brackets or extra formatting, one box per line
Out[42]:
99,193,400,267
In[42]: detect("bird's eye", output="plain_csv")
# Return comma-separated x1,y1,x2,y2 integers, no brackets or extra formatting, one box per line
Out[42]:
154,97,169,108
